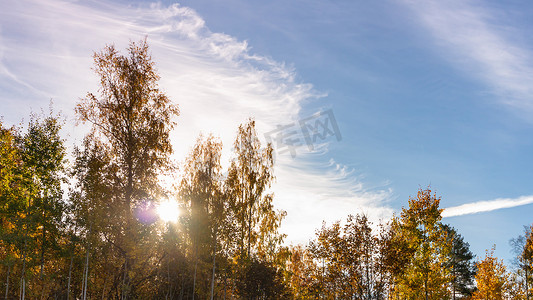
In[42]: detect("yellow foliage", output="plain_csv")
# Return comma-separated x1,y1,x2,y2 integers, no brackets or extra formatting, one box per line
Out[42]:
472,247,512,300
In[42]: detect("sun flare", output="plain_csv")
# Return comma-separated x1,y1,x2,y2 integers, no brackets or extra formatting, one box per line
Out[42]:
157,200,180,223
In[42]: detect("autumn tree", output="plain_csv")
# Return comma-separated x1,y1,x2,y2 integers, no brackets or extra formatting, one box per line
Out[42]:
153,220,190,300
306,214,388,299
382,215,415,297
308,220,343,297
74,38,179,298
287,245,321,298
0,110,68,299
223,119,289,297
526,226,533,298
390,187,452,299
0,122,29,299
179,134,224,299
344,214,388,298
225,119,281,259
511,225,533,299
70,136,120,299
472,247,512,300
236,258,290,299
20,112,67,285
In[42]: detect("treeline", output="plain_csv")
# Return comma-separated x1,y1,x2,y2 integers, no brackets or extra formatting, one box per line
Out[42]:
289,190,533,299
1,39,532,299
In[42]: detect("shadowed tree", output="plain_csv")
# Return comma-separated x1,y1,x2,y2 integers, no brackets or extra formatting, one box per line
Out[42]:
75,38,179,298
224,119,288,297
70,136,119,299
442,224,476,299
225,119,277,259
526,226,533,297
236,258,290,299
179,134,224,299
286,245,321,299
510,225,533,299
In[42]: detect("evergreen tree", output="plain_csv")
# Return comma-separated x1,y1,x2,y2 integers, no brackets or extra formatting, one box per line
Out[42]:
442,224,476,299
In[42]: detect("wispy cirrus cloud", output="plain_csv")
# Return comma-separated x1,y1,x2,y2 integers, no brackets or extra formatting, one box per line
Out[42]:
402,0,533,111
274,154,393,243
443,195,533,218
0,0,393,244
401,0,533,218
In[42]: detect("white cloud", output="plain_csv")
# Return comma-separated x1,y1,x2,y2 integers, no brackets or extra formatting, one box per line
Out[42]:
0,0,393,244
274,154,393,244
442,195,533,218
401,0,533,111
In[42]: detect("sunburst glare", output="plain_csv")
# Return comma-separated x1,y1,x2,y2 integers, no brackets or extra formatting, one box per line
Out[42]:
157,200,180,223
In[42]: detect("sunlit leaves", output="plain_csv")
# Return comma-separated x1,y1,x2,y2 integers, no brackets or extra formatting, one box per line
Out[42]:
388,188,455,299
472,247,513,299
0,110,68,299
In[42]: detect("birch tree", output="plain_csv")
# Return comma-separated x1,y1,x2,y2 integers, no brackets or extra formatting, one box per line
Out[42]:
179,134,224,299
225,119,278,259
75,38,179,298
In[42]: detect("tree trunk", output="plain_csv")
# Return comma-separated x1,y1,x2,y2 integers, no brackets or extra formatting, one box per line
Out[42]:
67,254,73,300
101,274,107,300
121,259,128,300
5,263,10,300
247,203,252,257
179,274,184,300
526,266,529,300
20,277,25,300
20,238,27,300
82,244,90,300
167,259,172,300
223,274,227,300
210,230,217,300
40,214,46,279
452,261,456,300
424,276,428,300
192,259,197,300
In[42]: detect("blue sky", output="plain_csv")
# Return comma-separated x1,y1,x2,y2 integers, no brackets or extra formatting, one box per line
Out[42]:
2,0,533,263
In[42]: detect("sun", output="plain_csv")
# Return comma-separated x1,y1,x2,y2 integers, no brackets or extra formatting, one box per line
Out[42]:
157,200,180,223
